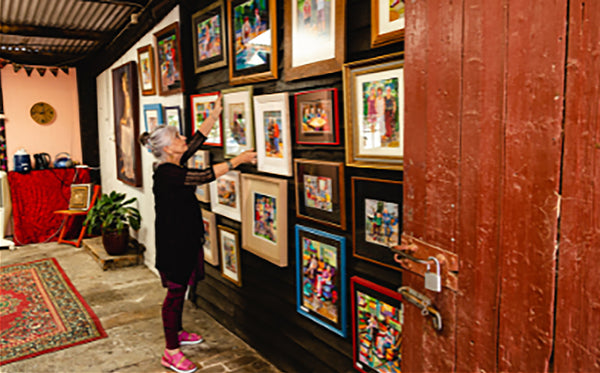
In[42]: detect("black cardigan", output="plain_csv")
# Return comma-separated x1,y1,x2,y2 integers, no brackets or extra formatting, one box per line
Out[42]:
152,131,216,285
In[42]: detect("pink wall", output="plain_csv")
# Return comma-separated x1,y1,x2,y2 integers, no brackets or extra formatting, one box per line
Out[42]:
1,67,82,170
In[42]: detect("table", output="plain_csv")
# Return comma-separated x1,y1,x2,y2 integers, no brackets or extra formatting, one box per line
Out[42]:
8,167,91,245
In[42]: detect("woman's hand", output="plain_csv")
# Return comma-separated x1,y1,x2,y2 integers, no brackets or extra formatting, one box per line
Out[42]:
198,95,223,137
234,150,257,166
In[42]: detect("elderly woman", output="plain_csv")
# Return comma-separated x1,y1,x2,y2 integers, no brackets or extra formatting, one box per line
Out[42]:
140,97,256,373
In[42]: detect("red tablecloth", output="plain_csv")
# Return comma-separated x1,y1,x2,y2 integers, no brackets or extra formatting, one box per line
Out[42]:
8,168,91,245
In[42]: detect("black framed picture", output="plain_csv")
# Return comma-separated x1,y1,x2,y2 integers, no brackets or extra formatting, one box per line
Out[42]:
294,158,346,230
351,176,403,270
192,0,227,74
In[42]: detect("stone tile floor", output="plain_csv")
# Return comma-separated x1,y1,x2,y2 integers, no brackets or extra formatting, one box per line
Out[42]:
0,241,281,373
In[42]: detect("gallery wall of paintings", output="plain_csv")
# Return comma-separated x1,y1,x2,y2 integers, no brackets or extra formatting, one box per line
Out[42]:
128,0,407,372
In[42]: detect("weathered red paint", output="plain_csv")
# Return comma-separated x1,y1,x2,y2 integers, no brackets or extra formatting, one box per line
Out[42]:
555,1,600,371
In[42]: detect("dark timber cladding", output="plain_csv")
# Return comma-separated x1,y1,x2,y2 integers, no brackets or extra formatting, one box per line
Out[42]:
182,0,401,372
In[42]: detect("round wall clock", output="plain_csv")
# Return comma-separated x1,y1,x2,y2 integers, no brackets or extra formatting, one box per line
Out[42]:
30,102,56,125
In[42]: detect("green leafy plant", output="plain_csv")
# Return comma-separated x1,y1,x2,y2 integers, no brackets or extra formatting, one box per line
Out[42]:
84,191,141,234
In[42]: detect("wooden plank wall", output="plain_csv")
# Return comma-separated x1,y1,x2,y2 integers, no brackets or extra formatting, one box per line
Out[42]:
179,1,403,372
555,1,600,371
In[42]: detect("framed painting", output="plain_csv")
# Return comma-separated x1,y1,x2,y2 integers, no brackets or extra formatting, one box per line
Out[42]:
154,22,184,95
283,0,346,81
210,170,241,221
254,92,292,176
192,0,228,74
164,105,182,133
143,103,163,132
371,0,405,47
352,176,403,271
201,209,219,266
343,52,404,170
294,88,340,145
111,61,142,187
227,0,278,85
137,44,156,95
241,174,288,267
296,224,347,337
222,86,255,158
219,225,242,286
191,92,222,146
351,276,403,373
294,159,346,230
68,184,92,210
188,150,211,203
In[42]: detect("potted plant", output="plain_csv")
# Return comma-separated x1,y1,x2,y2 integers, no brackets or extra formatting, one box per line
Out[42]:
84,191,141,255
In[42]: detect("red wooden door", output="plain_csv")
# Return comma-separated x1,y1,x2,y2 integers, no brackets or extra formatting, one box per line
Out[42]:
401,0,598,371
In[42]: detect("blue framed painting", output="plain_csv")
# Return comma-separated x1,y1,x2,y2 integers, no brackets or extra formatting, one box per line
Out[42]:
143,103,164,132
296,224,347,337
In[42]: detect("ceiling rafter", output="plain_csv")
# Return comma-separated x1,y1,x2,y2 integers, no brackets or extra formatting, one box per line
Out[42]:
0,24,108,41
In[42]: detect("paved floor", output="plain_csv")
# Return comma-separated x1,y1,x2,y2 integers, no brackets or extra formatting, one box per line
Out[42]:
0,241,281,373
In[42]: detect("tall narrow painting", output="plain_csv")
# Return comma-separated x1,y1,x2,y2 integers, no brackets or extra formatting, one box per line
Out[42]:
192,0,228,73
227,0,278,85
154,22,184,95
112,61,142,187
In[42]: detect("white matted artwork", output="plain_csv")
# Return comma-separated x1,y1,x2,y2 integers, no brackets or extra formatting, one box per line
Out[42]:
222,86,255,158
254,92,292,176
210,170,241,221
241,173,288,267
201,209,219,266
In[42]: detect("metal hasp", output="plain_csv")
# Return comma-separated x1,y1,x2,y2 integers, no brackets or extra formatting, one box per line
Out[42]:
398,286,443,331
390,235,459,291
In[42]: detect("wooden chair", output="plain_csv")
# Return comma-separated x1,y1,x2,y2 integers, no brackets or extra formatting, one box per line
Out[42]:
54,184,101,247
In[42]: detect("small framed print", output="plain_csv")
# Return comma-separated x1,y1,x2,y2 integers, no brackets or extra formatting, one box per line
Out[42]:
296,224,347,337
227,0,278,85
294,88,340,145
69,184,92,210
343,52,404,170
294,159,346,230
143,104,164,132
188,150,211,203
351,276,403,373
192,0,228,74
154,22,184,95
351,176,403,270
283,0,346,81
241,174,288,267
191,92,222,146
218,225,242,286
222,86,255,158
137,44,156,95
254,92,293,176
164,106,182,133
201,209,219,266
371,0,405,48
210,170,241,221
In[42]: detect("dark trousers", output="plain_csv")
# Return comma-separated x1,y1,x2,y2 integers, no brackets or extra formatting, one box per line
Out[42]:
162,278,186,350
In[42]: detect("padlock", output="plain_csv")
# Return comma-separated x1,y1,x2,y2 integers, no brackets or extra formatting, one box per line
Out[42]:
424,256,442,292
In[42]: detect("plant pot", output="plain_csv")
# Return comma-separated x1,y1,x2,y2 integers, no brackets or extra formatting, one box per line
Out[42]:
102,227,129,255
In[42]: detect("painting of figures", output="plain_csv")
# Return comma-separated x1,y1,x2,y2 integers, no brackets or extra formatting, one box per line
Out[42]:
364,198,399,247
264,110,283,158
292,0,335,67
303,175,333,212
211,171,242,221
352,276,403,373
296,225,347,336
253,192,277,243
217,178,237,208
219,225,241,286
361,78,400,150
193,1,227,73
191,92,222,146
154,22,184,95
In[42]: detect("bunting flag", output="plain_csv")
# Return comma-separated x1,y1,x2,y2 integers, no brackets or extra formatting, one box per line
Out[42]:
50,68,59,77
36,67,47,77
13,64,22,73
24,66,34,76
60,67,69,75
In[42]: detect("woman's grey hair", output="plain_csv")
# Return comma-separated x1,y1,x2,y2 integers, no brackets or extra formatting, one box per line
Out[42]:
139,125,178,162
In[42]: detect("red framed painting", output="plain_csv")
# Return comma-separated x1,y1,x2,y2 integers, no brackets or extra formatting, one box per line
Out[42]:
190,91,222,146
294,88,340,145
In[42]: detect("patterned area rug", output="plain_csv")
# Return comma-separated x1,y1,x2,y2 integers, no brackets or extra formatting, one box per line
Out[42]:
0,258,107,365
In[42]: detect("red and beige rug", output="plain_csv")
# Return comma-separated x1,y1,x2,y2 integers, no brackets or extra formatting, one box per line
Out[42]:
0,258,107,366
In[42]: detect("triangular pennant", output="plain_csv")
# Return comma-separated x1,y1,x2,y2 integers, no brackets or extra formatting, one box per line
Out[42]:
13,63,22,73
60,67,69,75
37,67,47,77
50,68,59,77
25,66,34,76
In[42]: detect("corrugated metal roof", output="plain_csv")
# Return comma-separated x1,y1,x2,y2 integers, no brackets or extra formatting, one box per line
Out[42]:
0,0,144,66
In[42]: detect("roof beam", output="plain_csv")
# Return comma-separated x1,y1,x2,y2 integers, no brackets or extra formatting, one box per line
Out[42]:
79,0,148,7
0,24,108,41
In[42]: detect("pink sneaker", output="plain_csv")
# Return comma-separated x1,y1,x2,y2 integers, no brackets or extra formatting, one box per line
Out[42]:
161,350,197,373
178,330,204,345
